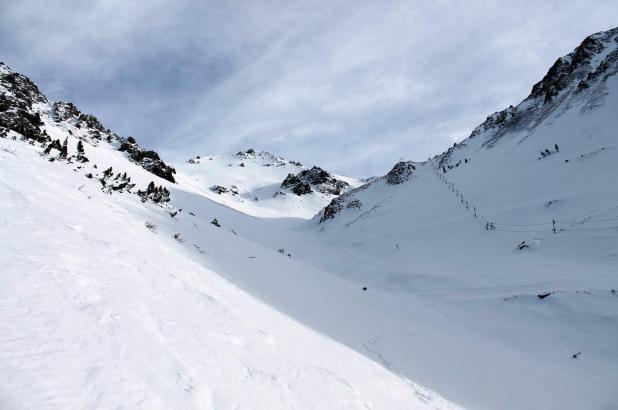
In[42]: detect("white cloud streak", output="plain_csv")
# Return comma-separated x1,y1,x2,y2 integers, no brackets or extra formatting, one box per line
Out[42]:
1,0,617,176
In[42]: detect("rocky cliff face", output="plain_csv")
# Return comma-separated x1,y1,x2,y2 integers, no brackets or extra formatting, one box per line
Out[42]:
458,27,618,153
0,63,176,182
0,63,49,143
281,166,350,196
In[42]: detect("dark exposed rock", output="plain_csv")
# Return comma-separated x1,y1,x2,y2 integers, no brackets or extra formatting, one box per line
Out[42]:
209,185,240,195
530,34,606,103
281,173,314,195
281,173,302,188
0,63,47,107
210,185,229,195
0,63,49,143
118,139,176,183
291,181,312,195
52,101,105,134
321,197,345,222
385,161,416,185
346,199,362,209
301,166,332,185
281,166,349,196
281,174,309,196
319,184,369,223
236,148,256,158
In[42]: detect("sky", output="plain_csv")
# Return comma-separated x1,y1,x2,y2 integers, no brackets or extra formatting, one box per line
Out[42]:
1,1,617,177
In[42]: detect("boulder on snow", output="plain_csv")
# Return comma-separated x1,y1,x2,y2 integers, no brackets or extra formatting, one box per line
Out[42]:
210,185,229,195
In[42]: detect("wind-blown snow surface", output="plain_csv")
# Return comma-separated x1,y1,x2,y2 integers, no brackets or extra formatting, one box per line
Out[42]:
0,136,457,410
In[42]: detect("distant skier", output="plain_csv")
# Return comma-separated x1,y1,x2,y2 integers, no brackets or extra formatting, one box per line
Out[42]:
545,149,551,156
554,143,560,152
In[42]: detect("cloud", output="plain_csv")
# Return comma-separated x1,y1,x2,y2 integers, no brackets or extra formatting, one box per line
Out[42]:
1,0,617,176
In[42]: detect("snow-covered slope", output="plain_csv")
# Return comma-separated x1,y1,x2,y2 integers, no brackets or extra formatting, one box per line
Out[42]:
3,26,618,410
302,27,618,409
0,137,460,410
0,64,457,408
175,150,360,219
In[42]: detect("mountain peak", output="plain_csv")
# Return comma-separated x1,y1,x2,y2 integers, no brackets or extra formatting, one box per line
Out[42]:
457,26,618,150
529,26,618,103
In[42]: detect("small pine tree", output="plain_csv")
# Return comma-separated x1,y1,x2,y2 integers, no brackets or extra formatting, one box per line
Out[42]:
75,140,89,162
138,181,170,203
42,142,53,156
59,138,68,159
77,140,85,155
42,139,61,156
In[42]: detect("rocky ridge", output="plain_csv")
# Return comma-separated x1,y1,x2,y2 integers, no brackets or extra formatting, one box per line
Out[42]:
0,62,176,182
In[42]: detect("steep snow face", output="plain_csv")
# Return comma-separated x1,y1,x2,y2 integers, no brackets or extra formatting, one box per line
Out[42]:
306,27,618,410
175,150,360,219
0,136,460,410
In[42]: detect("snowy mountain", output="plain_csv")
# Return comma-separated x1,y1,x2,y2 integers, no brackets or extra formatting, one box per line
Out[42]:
304,27,618,409
2,26,618,410
0,62,456,409
176,149,360,218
